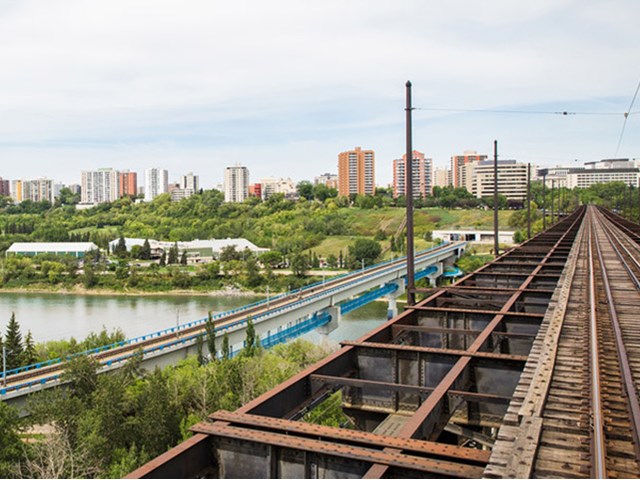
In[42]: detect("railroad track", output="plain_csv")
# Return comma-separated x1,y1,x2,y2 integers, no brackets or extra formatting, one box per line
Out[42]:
528,206,640,478
1,242,459,396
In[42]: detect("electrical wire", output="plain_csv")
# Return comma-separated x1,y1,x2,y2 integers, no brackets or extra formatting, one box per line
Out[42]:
415,106,627,116
614,78,640,157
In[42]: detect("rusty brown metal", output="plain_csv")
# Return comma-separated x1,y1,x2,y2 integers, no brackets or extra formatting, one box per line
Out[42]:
192,422,486,478
128,208,586,479
340,341,529,363
310,374,512,405
207,410,491,463
390,324,537,339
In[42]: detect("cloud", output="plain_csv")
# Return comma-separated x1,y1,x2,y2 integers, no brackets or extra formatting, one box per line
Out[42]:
0,0,638,186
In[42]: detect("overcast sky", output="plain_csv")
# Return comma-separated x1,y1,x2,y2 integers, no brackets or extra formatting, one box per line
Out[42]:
0,0,638,188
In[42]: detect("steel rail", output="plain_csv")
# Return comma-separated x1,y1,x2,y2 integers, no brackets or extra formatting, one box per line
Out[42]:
587,213,607,479
591,209,640,463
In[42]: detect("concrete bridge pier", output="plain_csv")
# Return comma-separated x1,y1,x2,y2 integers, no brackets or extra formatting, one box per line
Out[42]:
425,262,444,287
386,279,406,319
317,306,341,336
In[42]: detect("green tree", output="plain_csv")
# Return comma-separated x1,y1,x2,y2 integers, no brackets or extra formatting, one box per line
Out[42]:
0,402,25,477
167,242,179,264
243,317,260,357
180,250,188,265
205,311,216,361
5,313,24,370
115,236,128,258
348,238,382,269
222,333,231,360
23,330,37,365
290,253,309,277
296,181,314,201
140,239,152,260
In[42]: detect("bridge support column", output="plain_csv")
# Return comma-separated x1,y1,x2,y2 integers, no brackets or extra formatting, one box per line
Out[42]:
317,306,340,336
386,279,405,319
426,262,444,287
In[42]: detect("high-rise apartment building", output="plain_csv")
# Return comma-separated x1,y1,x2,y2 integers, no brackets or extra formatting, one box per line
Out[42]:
0,177,10,197
433,167,451,188
180,172,199,192
224,165,249,203
451,150,487,188
259,177,296,200
338,147,375,197
118,171,138,198
144,168,169,202
81,169,119,204
11,178,56,204
392,150,433,198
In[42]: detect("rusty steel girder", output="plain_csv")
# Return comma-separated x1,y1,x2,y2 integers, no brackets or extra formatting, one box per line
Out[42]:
127,207,586,479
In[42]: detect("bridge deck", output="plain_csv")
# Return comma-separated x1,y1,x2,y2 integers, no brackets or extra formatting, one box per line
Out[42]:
129,209,591,478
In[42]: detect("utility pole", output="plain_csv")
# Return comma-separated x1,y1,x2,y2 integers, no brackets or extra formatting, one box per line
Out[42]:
542,173,547,230
527,163,531,239
493,140,499,256
405,81,416,306
551,180,555,224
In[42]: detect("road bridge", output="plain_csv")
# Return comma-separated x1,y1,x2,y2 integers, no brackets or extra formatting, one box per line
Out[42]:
129,205,640,479
1,241,465,412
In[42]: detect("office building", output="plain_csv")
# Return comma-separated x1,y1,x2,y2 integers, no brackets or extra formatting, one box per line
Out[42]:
118,171,138,198
144,168,169,202
338,147,375,197
451,150,487,188
565,158,640,189
392,150,433,198
224,164,249,203
81,168,119,204
472,160,529,201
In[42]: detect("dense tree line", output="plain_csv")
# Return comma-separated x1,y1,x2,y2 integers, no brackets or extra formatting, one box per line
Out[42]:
0,336,331,478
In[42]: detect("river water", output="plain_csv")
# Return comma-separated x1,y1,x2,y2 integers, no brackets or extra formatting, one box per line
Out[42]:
0,292,388,348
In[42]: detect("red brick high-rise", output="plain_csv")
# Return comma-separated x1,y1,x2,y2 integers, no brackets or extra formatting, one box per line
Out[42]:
118,171,138,198
338,147,375,197
450,151,487,188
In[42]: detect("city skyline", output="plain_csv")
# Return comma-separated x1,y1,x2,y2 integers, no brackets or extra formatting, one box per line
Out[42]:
0,2,638,187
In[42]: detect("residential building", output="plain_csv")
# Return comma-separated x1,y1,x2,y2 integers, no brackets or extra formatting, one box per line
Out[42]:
249,183,262,198
118,171,138,198
0,177,10,197
224,165,249,203
392,150,433,198
181,172,199,192
537,166,572,189
565,158,640,189
259,177,296,200
471,160,529,201
144,168,169,201
338,146,375,196
314,173,339,189
433,167,451,188
6,242,98,258
451,150,487,188
81,168,119,204
11,178,56,203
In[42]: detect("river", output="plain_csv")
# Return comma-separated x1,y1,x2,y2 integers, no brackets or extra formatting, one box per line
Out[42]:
0,292,389,348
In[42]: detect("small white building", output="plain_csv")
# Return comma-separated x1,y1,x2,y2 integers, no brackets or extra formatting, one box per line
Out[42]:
6,242,98,258
433,229,516,245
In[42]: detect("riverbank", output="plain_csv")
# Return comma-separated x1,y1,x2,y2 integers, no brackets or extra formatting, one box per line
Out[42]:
0,285,265,297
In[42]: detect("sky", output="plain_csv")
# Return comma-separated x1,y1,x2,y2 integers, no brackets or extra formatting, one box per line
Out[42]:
0,0,638,188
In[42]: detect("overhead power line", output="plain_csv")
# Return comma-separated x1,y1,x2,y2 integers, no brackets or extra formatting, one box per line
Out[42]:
415,106,629,116
614,78,640,158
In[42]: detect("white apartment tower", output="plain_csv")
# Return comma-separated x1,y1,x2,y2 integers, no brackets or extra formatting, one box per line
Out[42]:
144,168,169,202
392,151,433,198
81,169,119,204
224,165,249,203
180,172,200,192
